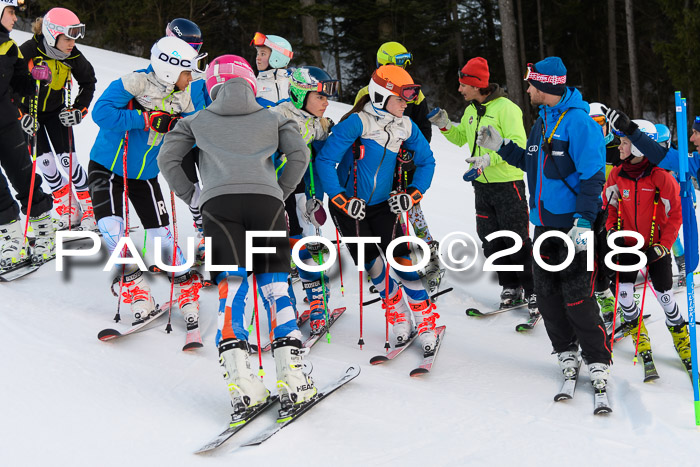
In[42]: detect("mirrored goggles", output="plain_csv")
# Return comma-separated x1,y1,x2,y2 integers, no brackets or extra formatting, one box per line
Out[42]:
695,116,700,124
193,53,209,73
47,21,86,41
188,41,203,53
250,32,293,59
373,74,420,102
591,114,606,127
392,52,413,67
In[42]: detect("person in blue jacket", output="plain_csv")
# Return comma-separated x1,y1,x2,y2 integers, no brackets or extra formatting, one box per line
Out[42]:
315,64,441,354
87,36,206,328
476,57,611,392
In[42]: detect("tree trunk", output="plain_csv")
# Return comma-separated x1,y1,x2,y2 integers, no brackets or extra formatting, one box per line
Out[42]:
300,0,322,67
624,0,640,116
451,1,464,67
498,0,524,109
607,0,618,108
377,0,392,41
536,0,545,60
482,0,496,55
331,16,343,100
515,0,530,127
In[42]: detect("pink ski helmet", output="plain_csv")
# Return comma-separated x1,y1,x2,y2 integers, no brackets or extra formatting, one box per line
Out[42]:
42,7,85,48
205,55,257,97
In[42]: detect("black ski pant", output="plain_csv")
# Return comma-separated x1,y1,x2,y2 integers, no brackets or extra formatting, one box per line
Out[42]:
616,251,673,293
533,226,611,365
593,209,614,294
330,201,409,265
0,121,52,224
201,194,290,282
474,180,534,295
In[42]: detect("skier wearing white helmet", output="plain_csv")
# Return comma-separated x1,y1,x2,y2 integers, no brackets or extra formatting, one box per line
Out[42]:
603,118,688,376
18,7,97,232
87,36,206,333
251,32,293,107
157,54,314,424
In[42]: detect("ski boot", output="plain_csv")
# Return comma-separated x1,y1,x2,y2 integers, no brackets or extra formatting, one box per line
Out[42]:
273,336,317,420
195,226,206,264
173,270,202,329
616,315,652,353
29,211,56,263
0,219,28,269
305,274,330,334
675,254,686,288
526,293,540,319
500,286,524,309
588,362,610,390
557,350,581,378
76,191,98,231
52,185,80,230
218,338,270,426
383,287,414,344
121,269,157,324
595,291,616,324
410,298,440,354
668,323,692,371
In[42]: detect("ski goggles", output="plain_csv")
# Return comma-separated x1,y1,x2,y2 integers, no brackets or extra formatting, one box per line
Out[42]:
295,79,339,98
380,52,413,68
591,114,606,127
187,41,203,52
250,32,294,59
523,63,566,84
372,72,421,102
46,20,86,41
13,0,27,11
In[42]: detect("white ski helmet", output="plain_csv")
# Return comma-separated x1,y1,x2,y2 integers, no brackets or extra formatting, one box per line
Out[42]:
588,102,613,144
0,0,25,19
42,7,85,48
250,32,293,68
629,119,658,158
150,36,208,85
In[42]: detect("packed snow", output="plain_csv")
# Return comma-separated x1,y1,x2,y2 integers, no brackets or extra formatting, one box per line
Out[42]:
2,30,699,467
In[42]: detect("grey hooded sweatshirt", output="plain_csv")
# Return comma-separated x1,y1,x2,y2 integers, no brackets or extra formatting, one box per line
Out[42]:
158,78,309,208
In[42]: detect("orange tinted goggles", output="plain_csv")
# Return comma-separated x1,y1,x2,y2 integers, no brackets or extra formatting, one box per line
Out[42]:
250,32,293,59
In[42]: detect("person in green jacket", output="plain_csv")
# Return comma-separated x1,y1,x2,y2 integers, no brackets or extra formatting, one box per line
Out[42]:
429,57,536,314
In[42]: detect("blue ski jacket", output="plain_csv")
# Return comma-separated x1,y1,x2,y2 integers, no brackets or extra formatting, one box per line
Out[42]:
498,87,605,227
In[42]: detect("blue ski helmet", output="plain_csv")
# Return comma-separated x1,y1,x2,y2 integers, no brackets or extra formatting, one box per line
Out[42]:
166,18,202,52
655,123,671,149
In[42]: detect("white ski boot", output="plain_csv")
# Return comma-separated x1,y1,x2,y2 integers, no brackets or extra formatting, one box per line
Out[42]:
52,185,79,230
557,350,581,378
173,271,202,329
527,293,540,319
29,211,56,262
588,362,610,389
0,219,28,268
121,269,156,323
273,336,317,418
218,338,270,425
76,191,98,231
410,298,440,353
383,287,414,344
500,286,524,309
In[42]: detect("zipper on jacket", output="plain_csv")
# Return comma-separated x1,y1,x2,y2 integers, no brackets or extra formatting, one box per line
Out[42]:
366,123,392,205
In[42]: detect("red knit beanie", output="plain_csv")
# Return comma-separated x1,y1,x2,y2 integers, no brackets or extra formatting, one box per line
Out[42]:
458,57,489,88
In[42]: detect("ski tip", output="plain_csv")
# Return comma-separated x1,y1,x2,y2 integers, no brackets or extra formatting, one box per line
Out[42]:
183,342,204,351
465,308,483,317
369,355,389,365
409,368,429,377
97,329,121,340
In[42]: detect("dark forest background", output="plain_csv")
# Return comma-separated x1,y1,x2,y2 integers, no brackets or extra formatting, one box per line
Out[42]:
17,0,700,133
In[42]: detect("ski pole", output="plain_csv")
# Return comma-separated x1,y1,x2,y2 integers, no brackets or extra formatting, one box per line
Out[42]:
633,267,650,365
22,78,41,248
165,190,178,333
335,228,344,296
251,275,265,377
65,72,73,231
353,141,364,348
609,197,623,355
115,101,134,323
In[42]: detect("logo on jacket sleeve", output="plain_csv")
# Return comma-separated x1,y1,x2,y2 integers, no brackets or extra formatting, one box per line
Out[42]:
469,116,473,124
528,145,539,152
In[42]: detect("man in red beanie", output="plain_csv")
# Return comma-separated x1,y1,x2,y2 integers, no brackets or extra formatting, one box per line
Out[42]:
428,57,536,319
476,56,611,409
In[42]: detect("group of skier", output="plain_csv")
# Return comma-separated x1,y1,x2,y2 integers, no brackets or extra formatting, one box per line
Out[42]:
1,0,697,424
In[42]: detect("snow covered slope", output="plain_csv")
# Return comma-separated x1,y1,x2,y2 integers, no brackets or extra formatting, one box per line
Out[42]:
2,30,700,467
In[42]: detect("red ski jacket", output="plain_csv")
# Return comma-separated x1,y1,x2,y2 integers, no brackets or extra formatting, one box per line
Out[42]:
603,164,681,250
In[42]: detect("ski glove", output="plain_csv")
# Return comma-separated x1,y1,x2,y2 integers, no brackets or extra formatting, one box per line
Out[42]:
18,112,35,136
59,107,87,127
463,155,491,181
567,218,592,253
331,193,366,220
604,184,620,208
304,197,327,229
30,62,52,83
388,188,422,214
144,111,181,133
646,243,669,264
603,106,638,136
427,108,451,131
476,125,509,152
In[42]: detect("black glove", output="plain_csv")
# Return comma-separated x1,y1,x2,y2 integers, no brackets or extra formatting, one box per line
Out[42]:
145,111,181,133
59,107,86,127
19,112,35,136
646,243,669,264
603,106,638,136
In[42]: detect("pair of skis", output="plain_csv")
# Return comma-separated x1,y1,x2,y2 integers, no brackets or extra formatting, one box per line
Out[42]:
465,301,541,332
250,307,347,353
369,325,447,377
553,359,612,415
194,365,360,454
